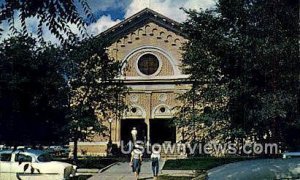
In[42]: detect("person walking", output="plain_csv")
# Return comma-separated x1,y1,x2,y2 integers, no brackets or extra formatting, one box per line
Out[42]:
151,146,160,179
131,127,138,144
130,144,143,179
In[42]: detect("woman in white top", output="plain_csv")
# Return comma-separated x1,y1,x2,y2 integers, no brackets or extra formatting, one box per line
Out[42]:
130,145,143,179
150,146,160,179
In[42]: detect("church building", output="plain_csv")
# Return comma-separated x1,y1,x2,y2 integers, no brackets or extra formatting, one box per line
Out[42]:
75,8,190,156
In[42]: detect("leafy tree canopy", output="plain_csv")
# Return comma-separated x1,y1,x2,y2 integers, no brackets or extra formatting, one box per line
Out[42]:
0,35,69,145
0,0,94,43
179,0,299,151
63,37,127,160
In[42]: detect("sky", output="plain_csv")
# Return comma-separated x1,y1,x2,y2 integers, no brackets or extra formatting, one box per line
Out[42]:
0,0,216,43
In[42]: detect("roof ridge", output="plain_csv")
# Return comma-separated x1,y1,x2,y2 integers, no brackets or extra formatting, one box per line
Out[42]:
97,8,181,38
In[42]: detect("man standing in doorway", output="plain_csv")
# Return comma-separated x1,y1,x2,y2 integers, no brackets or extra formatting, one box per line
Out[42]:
131,127,138,144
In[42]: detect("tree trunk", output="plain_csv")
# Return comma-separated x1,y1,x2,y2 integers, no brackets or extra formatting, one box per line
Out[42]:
73,136,78,164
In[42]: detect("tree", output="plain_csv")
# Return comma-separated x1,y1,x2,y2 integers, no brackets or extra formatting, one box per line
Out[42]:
0,0,128,161
64,37,126,162
180,0,299,153
0,35,69,146
0,0,94,43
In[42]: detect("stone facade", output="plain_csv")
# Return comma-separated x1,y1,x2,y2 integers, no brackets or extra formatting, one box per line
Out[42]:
73,8,190,156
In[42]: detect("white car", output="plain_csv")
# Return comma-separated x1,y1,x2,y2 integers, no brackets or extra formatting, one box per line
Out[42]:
0,149,76,180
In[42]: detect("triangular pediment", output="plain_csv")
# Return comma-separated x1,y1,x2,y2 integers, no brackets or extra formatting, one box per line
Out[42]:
96,8,185,43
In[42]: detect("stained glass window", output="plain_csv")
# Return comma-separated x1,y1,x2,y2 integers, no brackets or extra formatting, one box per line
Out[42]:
138,54,159,75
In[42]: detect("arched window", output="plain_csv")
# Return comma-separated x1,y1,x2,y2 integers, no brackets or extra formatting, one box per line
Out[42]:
137,54,159,75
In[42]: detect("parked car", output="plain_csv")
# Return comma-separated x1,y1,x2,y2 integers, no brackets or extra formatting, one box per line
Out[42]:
0,149,76,180
46,145,70,157
282,151,300,158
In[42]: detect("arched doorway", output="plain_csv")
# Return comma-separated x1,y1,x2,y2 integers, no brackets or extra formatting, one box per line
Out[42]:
121,119,147,144
150,119,176,144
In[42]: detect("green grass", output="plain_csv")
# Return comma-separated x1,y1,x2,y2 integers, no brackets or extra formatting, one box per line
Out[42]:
158,175,193,180
53,157,118,169
163,157,252,170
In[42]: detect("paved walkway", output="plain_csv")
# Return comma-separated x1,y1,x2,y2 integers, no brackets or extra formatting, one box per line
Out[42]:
208,158,300,180
89,158,300,180
89,160,165,180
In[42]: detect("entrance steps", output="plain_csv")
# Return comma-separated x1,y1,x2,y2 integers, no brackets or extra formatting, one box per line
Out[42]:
159,142,187,159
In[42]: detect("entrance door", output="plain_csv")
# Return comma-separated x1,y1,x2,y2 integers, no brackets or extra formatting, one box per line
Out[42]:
121,119,147,144
150,119,176,144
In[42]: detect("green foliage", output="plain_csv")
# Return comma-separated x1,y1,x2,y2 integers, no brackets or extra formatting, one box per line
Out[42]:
0,34,127,149
0,35,68,145
0,0,95,43
56,157,118,169
64,37,127,143
180,0,299,150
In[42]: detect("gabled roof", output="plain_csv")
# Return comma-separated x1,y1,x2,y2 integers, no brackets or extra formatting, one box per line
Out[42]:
96,8,185,42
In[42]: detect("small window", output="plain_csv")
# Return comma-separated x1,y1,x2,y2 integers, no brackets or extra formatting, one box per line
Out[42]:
138,54,159,75
131,107,137,113
0,153,12,162
160,107,166,113
15,154,32,163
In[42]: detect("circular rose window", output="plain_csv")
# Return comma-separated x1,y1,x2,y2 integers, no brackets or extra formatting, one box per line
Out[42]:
137,54,159,75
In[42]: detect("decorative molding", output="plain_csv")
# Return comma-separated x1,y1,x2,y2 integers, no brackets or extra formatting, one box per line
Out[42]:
126,84,176,91
108,23,185,49
130,94,139,103
123,104,146,119
119,74,189,80
69,142,112,145
135,52,162,77
96,8,186,44
159,93,167,102
151,104,173,119
121,46,181,76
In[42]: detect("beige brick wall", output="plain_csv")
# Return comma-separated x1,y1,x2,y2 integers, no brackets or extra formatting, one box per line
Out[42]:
107,22,187,73
69,144,107,156
85,21,190,155
124,51,174,76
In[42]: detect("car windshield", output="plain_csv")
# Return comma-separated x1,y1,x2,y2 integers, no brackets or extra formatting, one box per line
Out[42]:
37,153,52,162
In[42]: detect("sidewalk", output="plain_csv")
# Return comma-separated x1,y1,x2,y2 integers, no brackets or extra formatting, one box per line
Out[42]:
89,160,165,180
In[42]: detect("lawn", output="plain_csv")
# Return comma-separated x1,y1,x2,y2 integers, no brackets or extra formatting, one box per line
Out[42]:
158,175,193,180
163,156,252,170
54,157,119,169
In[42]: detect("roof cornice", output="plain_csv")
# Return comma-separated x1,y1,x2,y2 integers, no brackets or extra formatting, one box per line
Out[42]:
96,8,186,42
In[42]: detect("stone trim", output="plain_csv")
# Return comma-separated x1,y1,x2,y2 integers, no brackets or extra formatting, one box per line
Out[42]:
121,46,181,76
124,104,147,119
120,74,189,80
152,104,173,119
96,8,185,43
69,142,117,145
135,52,163,77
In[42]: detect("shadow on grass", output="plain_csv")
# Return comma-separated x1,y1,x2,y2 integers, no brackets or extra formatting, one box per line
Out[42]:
70,175,92,180
53,157,120,169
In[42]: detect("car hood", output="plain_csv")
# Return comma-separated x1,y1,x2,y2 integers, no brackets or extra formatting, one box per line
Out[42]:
48,161,75,168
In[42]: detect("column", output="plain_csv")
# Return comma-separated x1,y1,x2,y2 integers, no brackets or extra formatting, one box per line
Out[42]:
145,91,152,144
